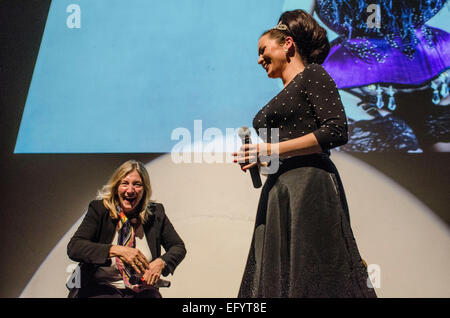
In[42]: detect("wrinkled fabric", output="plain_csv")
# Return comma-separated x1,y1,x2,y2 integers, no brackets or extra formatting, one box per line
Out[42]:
238,154,377,298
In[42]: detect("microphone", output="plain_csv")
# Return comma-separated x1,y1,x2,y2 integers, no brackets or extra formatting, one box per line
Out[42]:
238,126,262,188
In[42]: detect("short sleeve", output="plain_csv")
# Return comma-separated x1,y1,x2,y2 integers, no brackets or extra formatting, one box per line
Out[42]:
302,64,348,150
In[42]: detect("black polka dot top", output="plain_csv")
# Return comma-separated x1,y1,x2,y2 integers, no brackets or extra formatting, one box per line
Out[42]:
253,63,348,152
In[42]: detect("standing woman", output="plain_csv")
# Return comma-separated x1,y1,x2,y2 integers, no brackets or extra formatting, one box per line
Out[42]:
67,160,186,298
234,10,376,297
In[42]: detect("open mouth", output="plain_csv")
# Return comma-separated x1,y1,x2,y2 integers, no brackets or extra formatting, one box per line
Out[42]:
262,60,270,72
123,197,137,205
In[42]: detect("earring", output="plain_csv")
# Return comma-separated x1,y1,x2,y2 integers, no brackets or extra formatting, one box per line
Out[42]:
439,73,448,99
431,81,440,105
376,84,384,109
387,85,396,111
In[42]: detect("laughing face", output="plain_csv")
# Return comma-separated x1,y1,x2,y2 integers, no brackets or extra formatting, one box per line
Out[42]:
117,169,144,214
257,33,287,78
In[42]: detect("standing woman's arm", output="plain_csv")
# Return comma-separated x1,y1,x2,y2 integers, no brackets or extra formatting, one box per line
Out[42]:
275,64,348,157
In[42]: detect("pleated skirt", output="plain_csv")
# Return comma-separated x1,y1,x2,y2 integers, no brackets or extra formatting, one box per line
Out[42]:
238,153,377,298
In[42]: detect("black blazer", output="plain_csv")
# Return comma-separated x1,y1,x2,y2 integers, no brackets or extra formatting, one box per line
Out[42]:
67,200,186,285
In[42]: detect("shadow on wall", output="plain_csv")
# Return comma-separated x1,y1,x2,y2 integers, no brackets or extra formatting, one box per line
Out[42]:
20,152,450,298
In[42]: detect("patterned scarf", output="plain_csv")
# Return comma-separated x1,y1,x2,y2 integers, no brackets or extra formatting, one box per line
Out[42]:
115,209,143,291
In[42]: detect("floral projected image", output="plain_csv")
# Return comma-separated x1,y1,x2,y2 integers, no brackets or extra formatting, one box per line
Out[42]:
318,0,450,152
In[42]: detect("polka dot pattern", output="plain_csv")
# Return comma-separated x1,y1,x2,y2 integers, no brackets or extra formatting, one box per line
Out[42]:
253,63,348,151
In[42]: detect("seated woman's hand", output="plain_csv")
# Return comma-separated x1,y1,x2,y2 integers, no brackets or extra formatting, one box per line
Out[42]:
109,245,149,274
141,258,166,286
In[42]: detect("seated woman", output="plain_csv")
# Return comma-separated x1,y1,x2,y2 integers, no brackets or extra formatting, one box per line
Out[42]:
67,160,186,298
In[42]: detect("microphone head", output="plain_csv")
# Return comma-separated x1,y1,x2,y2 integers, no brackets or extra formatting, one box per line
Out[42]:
238,126,251,141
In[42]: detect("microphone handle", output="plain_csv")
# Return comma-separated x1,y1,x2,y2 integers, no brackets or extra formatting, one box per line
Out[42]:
244,136,262,188
249,165,262,188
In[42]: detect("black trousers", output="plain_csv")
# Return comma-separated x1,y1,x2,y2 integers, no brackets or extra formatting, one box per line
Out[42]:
82,283,162,298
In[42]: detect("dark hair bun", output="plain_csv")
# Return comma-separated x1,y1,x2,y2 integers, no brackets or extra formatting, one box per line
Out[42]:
279,9,330,64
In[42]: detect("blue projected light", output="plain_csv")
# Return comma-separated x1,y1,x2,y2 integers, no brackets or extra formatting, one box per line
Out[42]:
14,0,450,153
15,0,288,153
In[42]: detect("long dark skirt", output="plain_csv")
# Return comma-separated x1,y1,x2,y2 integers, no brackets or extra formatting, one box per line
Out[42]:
238,153,377,298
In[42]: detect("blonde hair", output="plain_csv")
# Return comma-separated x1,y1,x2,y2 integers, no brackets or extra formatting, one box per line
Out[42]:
97,160,152,223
